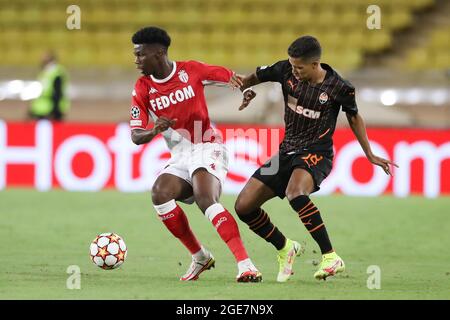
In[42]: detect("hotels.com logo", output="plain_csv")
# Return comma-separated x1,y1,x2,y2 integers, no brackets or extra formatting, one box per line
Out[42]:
1,121,449,198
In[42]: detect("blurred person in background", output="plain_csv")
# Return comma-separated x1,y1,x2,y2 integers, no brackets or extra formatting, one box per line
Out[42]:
29,51,70,121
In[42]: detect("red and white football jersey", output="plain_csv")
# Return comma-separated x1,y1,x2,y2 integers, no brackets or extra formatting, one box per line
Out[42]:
129,60,233,149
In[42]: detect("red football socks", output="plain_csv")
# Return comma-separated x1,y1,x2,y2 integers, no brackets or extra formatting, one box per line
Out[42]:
154,200,202,254
206,203,249,262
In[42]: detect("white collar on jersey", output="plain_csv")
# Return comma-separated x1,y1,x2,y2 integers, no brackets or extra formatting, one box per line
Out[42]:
150,61,177,83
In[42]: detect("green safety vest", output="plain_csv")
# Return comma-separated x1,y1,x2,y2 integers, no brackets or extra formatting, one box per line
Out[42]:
31,63,70,116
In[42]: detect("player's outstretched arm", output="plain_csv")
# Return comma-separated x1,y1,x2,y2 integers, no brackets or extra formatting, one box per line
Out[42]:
233,73,261,111
131,116,177,145
346,113,398,176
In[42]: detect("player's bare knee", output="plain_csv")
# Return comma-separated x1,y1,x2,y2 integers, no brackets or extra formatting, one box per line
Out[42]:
286,189,310,202
234,197,251,217
194,195,218,214
193,185,220,213
151,185,175,205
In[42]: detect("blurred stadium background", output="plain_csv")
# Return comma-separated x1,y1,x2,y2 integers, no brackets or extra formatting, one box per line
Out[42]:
1,0,449,299
0,0,449,126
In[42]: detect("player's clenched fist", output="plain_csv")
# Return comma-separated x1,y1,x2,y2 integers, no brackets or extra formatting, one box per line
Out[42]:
239,89,257,111
153,116,177,134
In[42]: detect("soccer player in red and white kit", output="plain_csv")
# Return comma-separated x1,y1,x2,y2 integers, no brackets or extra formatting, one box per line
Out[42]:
129,26,262,282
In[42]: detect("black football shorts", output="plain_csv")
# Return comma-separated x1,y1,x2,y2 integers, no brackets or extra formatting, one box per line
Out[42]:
252,151,333,198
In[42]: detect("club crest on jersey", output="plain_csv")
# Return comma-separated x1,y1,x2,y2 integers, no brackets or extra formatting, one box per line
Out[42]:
178,70,189,83
319,92,328,104
131,106,140,119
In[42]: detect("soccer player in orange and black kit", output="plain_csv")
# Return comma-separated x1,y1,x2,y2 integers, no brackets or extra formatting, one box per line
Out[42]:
234,36,398,282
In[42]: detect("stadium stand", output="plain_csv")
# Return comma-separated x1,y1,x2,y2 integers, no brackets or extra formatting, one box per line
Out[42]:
0,0,448,127
406,26,450,70
0,0,437,70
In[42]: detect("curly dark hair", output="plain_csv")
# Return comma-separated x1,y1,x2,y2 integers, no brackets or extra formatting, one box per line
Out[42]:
132,26,171,48
288,36,321,61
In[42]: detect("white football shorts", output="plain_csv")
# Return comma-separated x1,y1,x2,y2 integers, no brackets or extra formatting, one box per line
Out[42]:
158,142,229,204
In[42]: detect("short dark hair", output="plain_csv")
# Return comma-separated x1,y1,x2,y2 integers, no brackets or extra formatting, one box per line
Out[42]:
132,26,171,48
288,36,321,61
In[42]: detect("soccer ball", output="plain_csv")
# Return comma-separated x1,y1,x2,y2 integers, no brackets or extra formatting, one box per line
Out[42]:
89,232,127,270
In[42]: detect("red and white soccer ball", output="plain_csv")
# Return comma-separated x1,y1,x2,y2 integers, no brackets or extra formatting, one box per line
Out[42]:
89,233,127,270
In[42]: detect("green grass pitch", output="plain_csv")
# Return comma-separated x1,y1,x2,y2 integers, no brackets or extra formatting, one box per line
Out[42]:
1,189,449,299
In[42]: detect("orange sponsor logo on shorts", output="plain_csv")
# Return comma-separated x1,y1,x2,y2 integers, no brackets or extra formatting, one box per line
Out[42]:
301,153,323,167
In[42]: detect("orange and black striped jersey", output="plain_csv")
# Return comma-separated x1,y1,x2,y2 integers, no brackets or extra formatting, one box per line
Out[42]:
256,61,358,155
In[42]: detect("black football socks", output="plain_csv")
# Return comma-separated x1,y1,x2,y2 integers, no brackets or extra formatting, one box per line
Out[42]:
289,195,333,254
238,208,286,250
